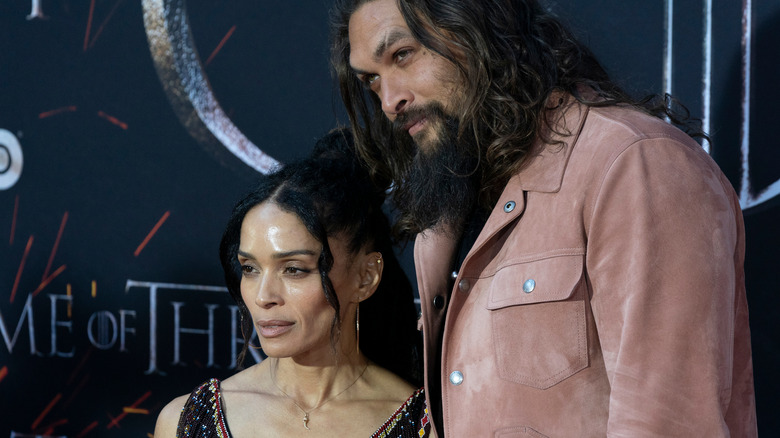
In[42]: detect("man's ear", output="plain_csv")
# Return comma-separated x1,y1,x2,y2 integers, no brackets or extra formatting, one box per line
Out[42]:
356,251,383,302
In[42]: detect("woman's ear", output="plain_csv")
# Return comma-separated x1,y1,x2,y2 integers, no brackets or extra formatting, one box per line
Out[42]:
356,251,383,302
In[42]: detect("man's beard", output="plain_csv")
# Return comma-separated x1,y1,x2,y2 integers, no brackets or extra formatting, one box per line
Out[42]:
389,103,480,236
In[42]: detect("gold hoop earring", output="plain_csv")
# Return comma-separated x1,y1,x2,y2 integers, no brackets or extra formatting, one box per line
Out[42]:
356,301,360,354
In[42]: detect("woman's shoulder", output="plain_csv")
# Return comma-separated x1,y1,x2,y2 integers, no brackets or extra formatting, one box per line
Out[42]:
365,364,417,399
154,379,219,437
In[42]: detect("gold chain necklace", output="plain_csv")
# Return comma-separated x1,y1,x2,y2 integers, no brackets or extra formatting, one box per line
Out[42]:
271,360,369,430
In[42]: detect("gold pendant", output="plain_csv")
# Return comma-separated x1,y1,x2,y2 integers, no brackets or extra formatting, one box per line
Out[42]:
303,413,310,430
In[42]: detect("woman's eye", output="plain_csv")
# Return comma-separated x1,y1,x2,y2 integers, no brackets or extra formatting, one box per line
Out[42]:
283,266,311,276
241,264,257,275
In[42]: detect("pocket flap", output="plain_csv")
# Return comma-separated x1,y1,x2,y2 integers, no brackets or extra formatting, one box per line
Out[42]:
486,252,584,310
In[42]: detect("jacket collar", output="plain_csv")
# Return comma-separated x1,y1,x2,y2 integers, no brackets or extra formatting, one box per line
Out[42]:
459,97,589,269
510,96,589,193
415,95,590,276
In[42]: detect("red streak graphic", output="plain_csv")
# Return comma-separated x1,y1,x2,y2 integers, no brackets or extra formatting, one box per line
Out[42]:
10,235,34,303
10,195,18,245
97,111,128,130
39,106,77,119
107,391,152,429
67,347,93,386
64,374,91,409
76,420,99,438
88,0,124,49
33,264,67,297
134,211,170,256
0,366,8,384
84,0,96,52
41,418,68,435
42,211,68,280
205,25,237,66
31,393,62,430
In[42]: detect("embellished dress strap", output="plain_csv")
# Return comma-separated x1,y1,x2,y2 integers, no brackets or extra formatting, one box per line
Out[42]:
371,388,431,438
177,378,232,438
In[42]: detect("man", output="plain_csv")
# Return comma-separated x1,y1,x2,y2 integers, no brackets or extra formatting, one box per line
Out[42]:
330,0,757,436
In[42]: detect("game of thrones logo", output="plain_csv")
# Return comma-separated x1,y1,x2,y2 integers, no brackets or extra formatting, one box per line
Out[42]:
0,280,262,375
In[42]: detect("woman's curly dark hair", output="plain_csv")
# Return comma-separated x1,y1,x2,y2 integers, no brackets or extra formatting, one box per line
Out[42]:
330,0,706,212
219,128,422,385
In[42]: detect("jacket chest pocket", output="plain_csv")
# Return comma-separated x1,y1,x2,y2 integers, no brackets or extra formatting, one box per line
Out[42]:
486,252,588,389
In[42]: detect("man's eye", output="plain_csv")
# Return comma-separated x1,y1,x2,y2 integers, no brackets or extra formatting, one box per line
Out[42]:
395,49,410,62
363,74,379,85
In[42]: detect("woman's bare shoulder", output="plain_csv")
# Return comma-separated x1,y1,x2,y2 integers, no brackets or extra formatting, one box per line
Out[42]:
153,393,190,438
365,364,418,403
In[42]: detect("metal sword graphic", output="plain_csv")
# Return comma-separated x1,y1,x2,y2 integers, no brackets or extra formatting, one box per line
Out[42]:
141,0,280,176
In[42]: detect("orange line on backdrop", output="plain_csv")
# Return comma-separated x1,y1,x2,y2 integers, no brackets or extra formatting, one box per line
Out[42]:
122,407,149,415
88,0,124,49
33,265,67,297
39,106,77,119
91,280,97,298
76,420,98,438
134,211,170,256
67,284,72,318
10,195,19,245
106,391,152,429
10,235,34,303
83,0,96,52
31,393,62,430
96,111,128,130
205,25,237,66
42,212,68,281
0,366,8,384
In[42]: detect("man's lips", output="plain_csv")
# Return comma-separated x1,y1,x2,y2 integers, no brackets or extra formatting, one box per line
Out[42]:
256,320,294,338
403,115,427,136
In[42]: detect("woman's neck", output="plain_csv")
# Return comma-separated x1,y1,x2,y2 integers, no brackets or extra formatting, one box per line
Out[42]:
269,353,369,409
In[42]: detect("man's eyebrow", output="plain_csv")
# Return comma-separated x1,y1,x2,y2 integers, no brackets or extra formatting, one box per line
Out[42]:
373,29,412,61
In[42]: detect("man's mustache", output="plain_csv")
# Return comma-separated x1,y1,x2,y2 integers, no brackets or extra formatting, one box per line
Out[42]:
392,103,449,134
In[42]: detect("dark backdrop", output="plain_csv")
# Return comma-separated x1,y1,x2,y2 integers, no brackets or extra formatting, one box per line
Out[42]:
1,0,777,436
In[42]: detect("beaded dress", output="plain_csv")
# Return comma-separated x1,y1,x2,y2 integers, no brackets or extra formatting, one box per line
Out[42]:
176,378,431,437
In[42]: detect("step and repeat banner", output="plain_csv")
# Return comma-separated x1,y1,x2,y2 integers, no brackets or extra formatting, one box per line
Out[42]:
1,0,778,436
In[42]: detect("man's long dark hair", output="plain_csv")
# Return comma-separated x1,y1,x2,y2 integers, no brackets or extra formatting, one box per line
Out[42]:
331,0,705,234
219,128,423,386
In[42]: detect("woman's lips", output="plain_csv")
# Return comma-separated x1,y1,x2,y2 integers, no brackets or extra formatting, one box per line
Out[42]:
257,320,294,338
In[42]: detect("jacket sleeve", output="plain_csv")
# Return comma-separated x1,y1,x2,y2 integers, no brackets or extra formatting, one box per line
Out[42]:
584,136,748,437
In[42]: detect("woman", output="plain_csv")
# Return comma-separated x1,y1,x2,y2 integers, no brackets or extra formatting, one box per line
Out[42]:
154,129,429,437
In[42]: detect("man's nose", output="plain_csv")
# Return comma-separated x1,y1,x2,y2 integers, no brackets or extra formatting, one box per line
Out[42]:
380,75,413,117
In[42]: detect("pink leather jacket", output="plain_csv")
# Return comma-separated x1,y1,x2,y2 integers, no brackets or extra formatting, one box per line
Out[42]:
415,100,757,437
